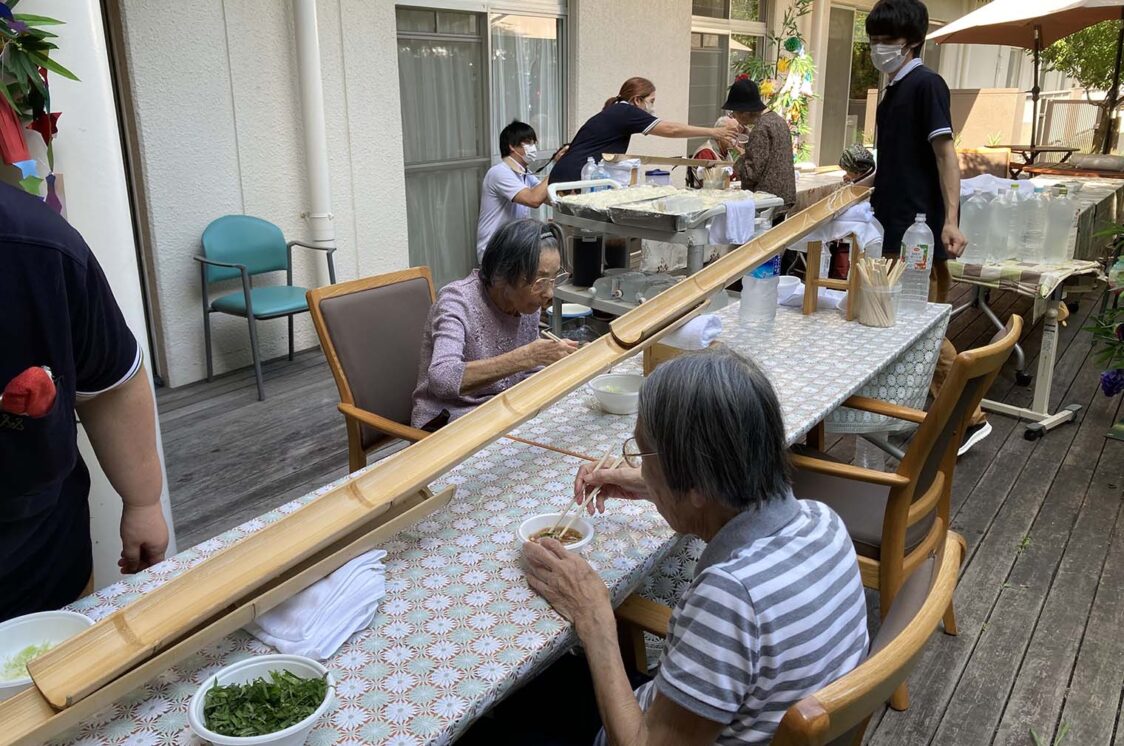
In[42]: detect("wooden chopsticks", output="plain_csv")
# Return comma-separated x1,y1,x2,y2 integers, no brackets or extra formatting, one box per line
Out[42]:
546,448,615,537
541,329,566,343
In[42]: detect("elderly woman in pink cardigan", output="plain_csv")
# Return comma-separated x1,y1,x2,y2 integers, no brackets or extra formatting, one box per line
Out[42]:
411,219,577,430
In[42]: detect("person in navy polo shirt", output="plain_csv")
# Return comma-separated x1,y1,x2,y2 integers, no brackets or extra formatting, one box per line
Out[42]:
550,77,739,184
866,0,992,454
0,182,168,622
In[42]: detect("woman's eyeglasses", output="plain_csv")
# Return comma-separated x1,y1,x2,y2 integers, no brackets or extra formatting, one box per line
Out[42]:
531,271,569,292
621,436,657,468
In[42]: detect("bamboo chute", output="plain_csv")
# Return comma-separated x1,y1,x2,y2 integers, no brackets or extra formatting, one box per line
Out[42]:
3,185,870,745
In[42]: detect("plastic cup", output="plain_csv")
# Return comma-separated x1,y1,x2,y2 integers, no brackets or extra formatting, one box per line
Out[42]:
739,275,779,325
858,285,901,328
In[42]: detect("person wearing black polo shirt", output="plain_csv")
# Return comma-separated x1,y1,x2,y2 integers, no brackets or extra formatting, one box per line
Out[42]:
549,76,738,184
0,182,168,622
866,0,991,454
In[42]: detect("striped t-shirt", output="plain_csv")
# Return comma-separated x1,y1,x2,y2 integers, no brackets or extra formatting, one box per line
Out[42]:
632,494,868,744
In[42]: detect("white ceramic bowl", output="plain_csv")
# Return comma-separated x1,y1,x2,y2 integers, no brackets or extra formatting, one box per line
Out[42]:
588,373,644,415
518,513,595,552
547,303,592,319
188,654,335,746
776,275,801,303
0,610,93,701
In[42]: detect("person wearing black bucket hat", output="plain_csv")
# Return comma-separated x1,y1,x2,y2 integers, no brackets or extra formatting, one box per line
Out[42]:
723,78,796,211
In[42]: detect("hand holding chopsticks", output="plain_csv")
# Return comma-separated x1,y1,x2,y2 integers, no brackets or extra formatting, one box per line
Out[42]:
547,450,613,537
559,456,626,537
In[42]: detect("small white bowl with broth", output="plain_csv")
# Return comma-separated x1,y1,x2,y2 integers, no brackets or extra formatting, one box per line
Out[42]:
588,373,644,415
519,513,595,552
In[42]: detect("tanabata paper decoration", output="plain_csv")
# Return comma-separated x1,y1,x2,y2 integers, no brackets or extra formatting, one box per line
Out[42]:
0,5,79,195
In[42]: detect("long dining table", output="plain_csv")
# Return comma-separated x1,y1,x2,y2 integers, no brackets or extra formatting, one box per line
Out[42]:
53,301,950,746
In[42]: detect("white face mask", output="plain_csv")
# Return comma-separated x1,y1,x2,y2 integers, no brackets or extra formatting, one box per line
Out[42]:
870,43,910,74
521,143,538,160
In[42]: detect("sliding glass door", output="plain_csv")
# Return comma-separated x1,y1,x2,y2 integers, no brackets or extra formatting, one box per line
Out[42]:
396,6,565,288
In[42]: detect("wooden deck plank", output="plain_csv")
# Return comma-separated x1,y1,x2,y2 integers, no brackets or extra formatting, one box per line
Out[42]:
930,352,1105,744
866,298,1107,746
156,347,326,410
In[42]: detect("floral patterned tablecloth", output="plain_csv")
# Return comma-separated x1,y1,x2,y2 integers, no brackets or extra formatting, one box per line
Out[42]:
58,441,679,746
511,302,951,455
56,302,949,746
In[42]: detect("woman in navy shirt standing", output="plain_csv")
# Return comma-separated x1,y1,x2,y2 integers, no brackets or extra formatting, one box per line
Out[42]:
550,77,739,183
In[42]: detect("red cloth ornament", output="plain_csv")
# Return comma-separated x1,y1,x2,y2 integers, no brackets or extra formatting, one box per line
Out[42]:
27,110,60,146
0,97,31,165
1,366,57,417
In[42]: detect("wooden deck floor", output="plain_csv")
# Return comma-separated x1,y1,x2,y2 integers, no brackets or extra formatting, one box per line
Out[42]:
155,283,1123,746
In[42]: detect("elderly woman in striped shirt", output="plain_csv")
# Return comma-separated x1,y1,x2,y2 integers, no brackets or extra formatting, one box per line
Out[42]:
523,348,869,746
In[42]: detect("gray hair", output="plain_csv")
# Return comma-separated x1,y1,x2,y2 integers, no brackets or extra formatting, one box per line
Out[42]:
638,347,791,511
479,219,561,289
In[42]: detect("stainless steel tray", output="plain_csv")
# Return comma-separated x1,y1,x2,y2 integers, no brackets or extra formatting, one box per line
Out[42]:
553,186,680,221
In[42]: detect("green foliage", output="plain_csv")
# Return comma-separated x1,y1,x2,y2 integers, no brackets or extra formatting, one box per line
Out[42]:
986,131,1004,147
203,670,328,738
0,9,79,120
1040,21,1122,93
732,0,816,161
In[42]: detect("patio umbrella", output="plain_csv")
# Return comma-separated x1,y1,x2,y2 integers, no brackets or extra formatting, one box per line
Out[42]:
928,0,1124,151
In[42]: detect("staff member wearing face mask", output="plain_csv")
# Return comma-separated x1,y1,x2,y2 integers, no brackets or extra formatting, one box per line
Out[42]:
866,0,990,455
549,77,739,184
476,120,560,263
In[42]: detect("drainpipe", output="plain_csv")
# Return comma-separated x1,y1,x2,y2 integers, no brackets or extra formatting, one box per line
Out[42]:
293,0,335,270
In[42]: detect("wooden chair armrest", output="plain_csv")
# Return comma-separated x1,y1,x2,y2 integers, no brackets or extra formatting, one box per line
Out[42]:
338,403,428,442
615,594,672,638
841,395,927,425
790,453,911,489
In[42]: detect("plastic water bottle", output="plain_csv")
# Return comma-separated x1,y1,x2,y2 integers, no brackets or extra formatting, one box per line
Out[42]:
900,214,934,315
1021,186,1048,263
581,157,599,192
959,192,990,264
987,185,1020,261
1042,186,1075,265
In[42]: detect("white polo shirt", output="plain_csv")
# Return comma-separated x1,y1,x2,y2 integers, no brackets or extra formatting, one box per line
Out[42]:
476,160,540,262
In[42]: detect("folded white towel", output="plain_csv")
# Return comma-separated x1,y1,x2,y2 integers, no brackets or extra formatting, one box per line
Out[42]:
779,281,847,310
708,196,757,245
786,202,883,253
247,549,388,660
662,314,723,349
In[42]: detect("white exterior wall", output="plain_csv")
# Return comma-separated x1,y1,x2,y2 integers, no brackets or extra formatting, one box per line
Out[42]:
119,0,408,387
21,0,177,588
570,0,693,161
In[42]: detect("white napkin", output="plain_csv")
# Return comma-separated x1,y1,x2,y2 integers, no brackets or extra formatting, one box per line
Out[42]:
779,281,847,310
708,196,757,245
786,201,883,253
247,549,388,660
662,314,723,349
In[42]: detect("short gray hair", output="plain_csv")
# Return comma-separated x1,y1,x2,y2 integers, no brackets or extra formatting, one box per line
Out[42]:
479,219,561,289
638,347,790,510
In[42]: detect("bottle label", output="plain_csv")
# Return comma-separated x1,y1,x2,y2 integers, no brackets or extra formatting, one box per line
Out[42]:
903,242,930,271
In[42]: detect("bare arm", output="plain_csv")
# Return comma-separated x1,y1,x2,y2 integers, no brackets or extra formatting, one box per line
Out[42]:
512,178,551,209
461,339,577,393
650,120,737,144
932,135,966,257
75,363,169,574
524,542,726,746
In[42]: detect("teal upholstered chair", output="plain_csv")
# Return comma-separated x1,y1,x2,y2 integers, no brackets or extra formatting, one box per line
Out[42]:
194,215,337,400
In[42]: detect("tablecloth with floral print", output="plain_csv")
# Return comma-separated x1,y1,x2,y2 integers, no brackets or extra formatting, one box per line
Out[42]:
54,303,948,746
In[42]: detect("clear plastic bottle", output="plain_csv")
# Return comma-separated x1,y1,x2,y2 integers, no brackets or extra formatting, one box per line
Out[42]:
1020,186,1049,264
1041,186,1075,265
987,184,1020,261
581,157,598,192
959,192,990,264
900,213,934,315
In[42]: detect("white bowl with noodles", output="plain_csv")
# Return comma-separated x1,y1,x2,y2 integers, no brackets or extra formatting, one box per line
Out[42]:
188,654,334,745
588,373,644,415
519,513,595,552
0,610,93,701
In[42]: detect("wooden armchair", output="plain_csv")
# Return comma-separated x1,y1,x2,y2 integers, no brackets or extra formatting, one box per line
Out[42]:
307,268,436,472
790,315,1022,709
616,533,963,745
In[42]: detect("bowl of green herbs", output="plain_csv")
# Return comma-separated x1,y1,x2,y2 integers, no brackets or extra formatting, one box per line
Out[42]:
188,654,335,745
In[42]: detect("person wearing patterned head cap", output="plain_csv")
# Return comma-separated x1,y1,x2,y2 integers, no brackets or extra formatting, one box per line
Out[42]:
840,143,876,184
